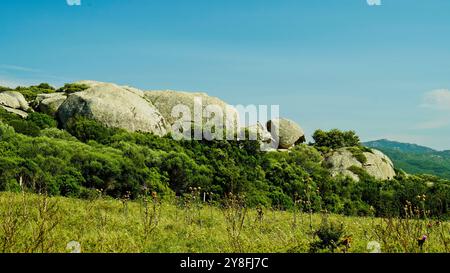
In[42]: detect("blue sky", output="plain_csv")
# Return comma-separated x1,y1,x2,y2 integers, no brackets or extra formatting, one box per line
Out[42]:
1,0,450,150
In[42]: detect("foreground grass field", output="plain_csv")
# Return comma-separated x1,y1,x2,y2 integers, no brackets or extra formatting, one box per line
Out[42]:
0,192,448,253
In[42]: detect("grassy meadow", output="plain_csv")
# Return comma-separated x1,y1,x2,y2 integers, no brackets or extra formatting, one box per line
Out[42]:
0,191,448,253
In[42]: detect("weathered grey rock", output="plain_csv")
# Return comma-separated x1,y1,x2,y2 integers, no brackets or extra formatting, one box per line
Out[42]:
58,81,168,135
0,106,28,118
75,80,145,98
0,91,29,111
266,118,305,149
34,93,67,115
242,122,273,143
325,147,396,181
240,122,278,151
144,90,239,135
73,80,105,89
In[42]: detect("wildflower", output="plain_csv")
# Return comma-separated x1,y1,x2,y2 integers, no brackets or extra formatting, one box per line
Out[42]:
417,235,427,250
341,236,352,252
66,241,81,253
367,241,381,253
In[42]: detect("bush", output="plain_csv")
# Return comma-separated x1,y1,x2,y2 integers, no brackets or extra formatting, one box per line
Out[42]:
312,129,360,149
0,122,15,141
4,179,21,192
40,128,77,141
310,216,346,253
55,175,82,197
1,108,57,137
27,112,57,129
65,116,124,144
347,147,367,164
7,120,41,137
36,83,55,90
0,86,12,92
57,83,89,94
14,84,55,101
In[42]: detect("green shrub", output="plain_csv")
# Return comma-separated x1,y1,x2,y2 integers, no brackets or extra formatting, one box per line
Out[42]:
0,107,22,123
310,216,346,253
40,128,77,141
347,147,367,164
3,179,21,192
27,112,57,129
14,83,55,101
312,129,360,149
0,86,12,92
65,116,124,144
57,83,89,94
7,119,41,137
0,109,58,137
347,165,368,179
359,146,373,153
55,175,82,197
0,122,15,141
35,83,55,90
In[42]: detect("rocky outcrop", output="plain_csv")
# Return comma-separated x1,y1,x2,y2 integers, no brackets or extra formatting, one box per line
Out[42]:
0,106,28,118
33,93,67,115
144,90,239,135
0,91,30,118
0,91,30,111
240,122,278,151
57,81,168,136
76,80,146,98
266,118,305,149
242,122,273,142
325,147,396,181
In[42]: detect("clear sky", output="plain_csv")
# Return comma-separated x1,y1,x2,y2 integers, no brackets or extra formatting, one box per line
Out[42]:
1,0,450,150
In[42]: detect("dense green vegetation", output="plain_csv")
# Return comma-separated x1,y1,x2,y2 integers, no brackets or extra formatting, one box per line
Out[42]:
14,83,56,101
312,129,361,150
365,139,450,180
1,84,450,220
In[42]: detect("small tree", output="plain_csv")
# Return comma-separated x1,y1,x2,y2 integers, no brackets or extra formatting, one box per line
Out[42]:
310,216,346,253
312,129,361,149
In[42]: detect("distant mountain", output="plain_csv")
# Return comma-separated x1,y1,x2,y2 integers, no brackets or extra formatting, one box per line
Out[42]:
364,139,437,154
364,139,450,179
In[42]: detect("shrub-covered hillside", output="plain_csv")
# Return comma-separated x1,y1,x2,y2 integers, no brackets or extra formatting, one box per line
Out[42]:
365,139,450,180
0,83,449,219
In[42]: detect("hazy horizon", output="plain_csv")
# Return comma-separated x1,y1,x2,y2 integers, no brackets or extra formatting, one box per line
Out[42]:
1,0,450,150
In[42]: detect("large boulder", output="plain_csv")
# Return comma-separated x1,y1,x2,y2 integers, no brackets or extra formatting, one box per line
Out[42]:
0,91,29,111
57,81,168,136
242,122,273,142
266,118,305,149
33,93,67,115
144,90,239,136
325,147,396,181
76,80,146,98
241,122,278,151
